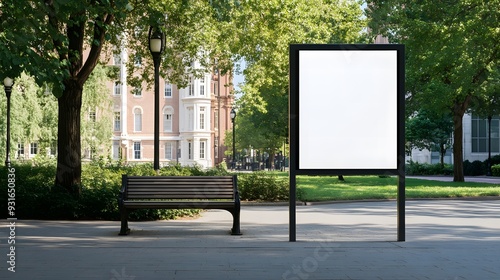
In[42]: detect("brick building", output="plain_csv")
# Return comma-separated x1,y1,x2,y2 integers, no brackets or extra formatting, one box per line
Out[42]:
108,51,234,168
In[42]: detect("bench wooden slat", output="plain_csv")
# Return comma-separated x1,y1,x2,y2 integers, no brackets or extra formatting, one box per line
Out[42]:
118,174,241,236
122,201,236,209
127,177,233,182
127,195,234,199
127,185,233,192
127,192,234,196
127,190,234,194
127,185,233,189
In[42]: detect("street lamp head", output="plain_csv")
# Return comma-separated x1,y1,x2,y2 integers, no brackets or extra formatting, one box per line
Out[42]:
148,26,165,55
4,77,14,88
230,108,236,121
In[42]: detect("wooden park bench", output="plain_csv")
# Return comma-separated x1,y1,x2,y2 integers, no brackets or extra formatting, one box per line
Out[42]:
118,175,241,236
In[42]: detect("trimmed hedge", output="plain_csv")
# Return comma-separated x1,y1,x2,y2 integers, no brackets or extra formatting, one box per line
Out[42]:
237,172,289,201
0,161,231,220
1,161,292,220
405,161,453,176
463,160,486,176
407,156,500,176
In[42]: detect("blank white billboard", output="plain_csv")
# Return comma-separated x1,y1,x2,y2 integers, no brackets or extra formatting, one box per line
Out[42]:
298,49,398,169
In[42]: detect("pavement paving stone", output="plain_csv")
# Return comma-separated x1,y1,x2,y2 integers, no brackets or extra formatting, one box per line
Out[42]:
1,199,499,279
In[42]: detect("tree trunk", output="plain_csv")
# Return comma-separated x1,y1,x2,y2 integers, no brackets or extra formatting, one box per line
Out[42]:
55,79,83,196
440,143,445,169
452,111,464,182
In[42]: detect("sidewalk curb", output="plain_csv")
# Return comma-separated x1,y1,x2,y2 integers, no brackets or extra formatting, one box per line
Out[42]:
242,196,500,207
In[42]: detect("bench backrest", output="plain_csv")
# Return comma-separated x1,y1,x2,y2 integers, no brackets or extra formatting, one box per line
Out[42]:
121,175,237,200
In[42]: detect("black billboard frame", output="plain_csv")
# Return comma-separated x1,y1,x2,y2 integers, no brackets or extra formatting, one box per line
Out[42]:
288,44,405,242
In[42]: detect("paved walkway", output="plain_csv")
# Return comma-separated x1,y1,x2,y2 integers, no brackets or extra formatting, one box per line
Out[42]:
2,199,500,279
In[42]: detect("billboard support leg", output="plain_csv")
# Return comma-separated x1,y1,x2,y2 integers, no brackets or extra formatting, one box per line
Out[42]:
289,170,296,242
397,174,405,241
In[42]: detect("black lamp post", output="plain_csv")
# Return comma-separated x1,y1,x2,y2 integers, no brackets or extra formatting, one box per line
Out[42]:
4,77,14,167
230,108,236,170
149,26,165,172
487,115,492,176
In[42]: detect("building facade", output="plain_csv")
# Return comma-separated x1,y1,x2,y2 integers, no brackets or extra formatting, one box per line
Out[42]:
409,113,500,164
108,51,234,168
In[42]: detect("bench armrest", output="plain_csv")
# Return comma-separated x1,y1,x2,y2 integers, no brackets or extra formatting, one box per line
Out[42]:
233,174,241,205
118,174,128,206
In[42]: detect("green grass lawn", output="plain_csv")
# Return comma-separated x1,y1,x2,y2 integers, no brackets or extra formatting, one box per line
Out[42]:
295,175,500,201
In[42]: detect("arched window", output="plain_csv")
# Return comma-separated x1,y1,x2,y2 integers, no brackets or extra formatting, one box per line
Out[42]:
164,82,172,97
163,106,174,132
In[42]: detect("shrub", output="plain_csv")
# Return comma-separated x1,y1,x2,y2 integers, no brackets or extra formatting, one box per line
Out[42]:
491,164,500,176
237,172,289,201
463,160,486,176
488,155,500,166
405,161,453,175
1,161,240,220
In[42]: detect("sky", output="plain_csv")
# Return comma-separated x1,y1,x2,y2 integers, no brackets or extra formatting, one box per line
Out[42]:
232,59,246,97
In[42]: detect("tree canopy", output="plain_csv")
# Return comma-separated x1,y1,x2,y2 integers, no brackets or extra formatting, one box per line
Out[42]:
368,0,500,181
0,0,228,194
226,0,367,156
406,110,453,167
1,0,367,195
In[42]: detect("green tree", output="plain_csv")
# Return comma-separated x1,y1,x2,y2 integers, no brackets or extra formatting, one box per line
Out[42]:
368,1,500,181
81,64,114,160
9,73,44,156
37,86,59,159
406,110,453,168
1,0,367,197
1,1,223,195
0,73,58,161
226,0,367,155
0,69,113,163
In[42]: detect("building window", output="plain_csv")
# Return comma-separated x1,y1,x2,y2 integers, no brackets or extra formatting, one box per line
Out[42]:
214,110,219,130
134,108,142,132
113,53,121,65
472,116,500,153
132,86,142,96
30,143,38,156
187,107,194,131
114,81,121,95
17,143,24,158
165,142,173,159
114,112,121,131
188,141,193,160
214,137,219,159
163,106,173,132
89,111,96,122
178,142,181,159
164,82,172,97
199,79,205,96
49,142,56,156
133,142,141,159
188,79,194,96
199,107,206,130
113,141,121,160
200,141,206,159
134,55,142,66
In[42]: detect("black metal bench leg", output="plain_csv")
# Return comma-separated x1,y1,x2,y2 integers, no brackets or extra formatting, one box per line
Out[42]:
119,208,130,235
230,209,242,235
